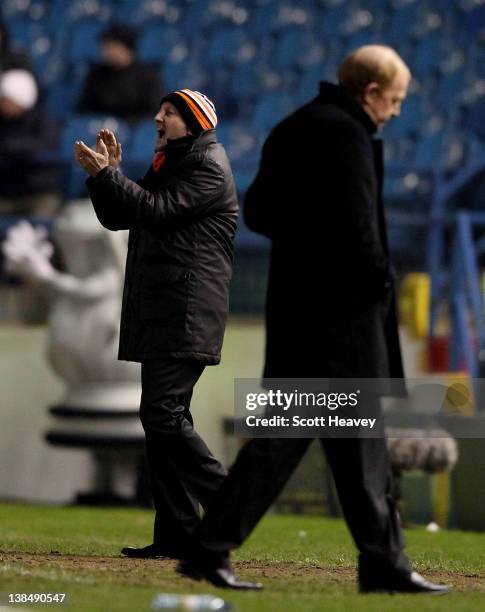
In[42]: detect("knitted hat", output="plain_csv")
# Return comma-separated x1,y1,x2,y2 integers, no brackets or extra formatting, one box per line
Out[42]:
160,89,218,135
0,69,38,110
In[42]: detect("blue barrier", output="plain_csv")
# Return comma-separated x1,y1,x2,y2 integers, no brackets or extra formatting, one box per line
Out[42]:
427,158,485,340
448,212,485,379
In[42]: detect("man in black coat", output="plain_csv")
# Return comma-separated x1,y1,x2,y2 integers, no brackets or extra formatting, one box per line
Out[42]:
78,24,164,124
74,88,238,559
178,46,449,593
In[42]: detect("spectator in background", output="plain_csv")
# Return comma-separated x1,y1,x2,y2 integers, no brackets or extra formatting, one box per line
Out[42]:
78,23,164,123
0,69,61,218
0,19,32,73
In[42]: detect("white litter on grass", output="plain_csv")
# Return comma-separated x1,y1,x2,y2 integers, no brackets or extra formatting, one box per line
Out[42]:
426,522,441,533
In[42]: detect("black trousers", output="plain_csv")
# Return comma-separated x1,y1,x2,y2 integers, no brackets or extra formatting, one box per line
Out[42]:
197,417,411,578
139,359,227,552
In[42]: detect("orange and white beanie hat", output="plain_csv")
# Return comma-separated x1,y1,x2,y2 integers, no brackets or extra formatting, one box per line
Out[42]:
160,88,218,135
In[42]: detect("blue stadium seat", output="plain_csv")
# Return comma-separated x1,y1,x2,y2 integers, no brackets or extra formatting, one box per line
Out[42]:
163,58,208,92
387,0,422,41
345,29,385,51
111,0,147,25
469,45,485,80
121,119,156,179
340,4,386,38
320,3,348,38
205,26,254,69
426,0,461,19
1,0,48,22
138,24,183,64
232,165,258,196
127,120,156,162
46,81,83,121
463,100,485,140
217,121,260,164
179,0,248,36
6,18,41,48
413,131,444,171
272,28,324,72
67,20,105,64
383,135,415,165
383,95,424,138
384,164,433,201
462,134,485,168
463,4,485,39
229,61,293,105
435,70,466,112
413,35,443,76
250,2,281,37
4,18,58,82
442,131,467,172
112,0,182,26
251,92,294,135
201,67,239,119
412,129,467,173
353,0,390,13
46,0,112,30
411,3,457,39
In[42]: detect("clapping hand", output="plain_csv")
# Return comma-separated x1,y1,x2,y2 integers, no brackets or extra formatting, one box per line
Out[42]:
97,129,122,167
74,139,109,177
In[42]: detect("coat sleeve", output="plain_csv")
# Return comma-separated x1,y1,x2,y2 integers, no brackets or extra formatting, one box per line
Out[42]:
243,134,280,239
86,160,225,232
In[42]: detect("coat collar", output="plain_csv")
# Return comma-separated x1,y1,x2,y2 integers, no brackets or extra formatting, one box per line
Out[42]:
166,128,218,158
317,82,377,135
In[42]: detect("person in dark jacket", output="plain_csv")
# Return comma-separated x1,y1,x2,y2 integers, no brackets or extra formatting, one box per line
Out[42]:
78,23,164,123
74,88,238,559
0,69,61,217
178,46,450,593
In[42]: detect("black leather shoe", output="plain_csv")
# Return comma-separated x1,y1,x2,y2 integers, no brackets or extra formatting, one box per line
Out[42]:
177,560,263,590
360,571,451,595
121,544,180,559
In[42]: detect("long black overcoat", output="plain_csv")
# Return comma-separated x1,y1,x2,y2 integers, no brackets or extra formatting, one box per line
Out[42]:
244,83,404,383
87,129,238,364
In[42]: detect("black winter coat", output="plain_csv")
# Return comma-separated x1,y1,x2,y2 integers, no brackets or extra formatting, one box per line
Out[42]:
78,61,164,123
244,82,404,384
87,130,238,364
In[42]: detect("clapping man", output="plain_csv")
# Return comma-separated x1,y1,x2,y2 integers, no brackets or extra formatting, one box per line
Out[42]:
74,89,238,560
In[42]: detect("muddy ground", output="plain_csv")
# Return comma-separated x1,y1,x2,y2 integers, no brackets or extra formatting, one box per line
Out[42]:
2,551,485,592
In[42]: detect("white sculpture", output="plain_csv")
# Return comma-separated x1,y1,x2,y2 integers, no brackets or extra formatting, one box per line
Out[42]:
2,201,143,503
2,202,139,385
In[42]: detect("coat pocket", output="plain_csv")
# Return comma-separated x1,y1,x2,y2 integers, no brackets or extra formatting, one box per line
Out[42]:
139,265,190,326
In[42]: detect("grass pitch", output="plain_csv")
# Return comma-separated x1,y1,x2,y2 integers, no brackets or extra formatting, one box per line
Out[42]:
1,503,485,611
